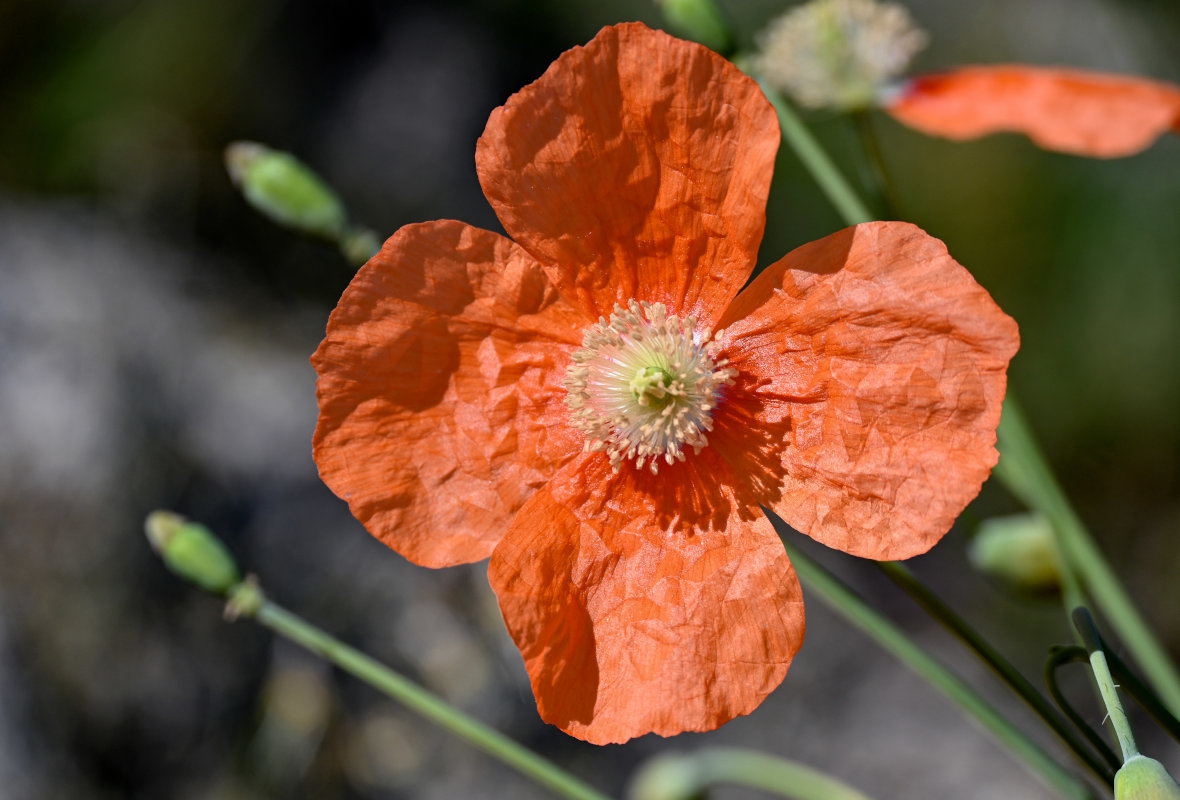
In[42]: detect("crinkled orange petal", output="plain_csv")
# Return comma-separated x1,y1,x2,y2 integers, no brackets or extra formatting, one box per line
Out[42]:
887,65,1180,158
476,22,779,323
312,220,588,567
718,222,1020,560
488,452,805,744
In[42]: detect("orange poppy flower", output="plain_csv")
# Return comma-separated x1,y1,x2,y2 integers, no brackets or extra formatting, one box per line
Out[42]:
886,65,1180,158
312,22,1019,744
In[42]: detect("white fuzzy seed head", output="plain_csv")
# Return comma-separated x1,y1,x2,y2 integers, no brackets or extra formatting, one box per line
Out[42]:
754,0,928,110
563,300,736,475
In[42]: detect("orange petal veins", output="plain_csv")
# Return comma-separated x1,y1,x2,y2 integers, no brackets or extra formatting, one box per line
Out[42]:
476,22,779,324
887,65,1180,158
719,222,1019,560
312,220,587,567
488,453,805,744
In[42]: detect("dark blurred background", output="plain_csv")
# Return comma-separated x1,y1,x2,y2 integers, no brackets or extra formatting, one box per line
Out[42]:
1,0,1178,798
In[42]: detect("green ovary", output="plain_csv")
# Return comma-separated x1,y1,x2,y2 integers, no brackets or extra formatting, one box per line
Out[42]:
629,365,675,407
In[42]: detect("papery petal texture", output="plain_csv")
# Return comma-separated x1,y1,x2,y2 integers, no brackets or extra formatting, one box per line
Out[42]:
312,220,587,567
312,21,1022,745
488,452,804,744
476,22,779,323
887,65,1180,157
719,222,1020,560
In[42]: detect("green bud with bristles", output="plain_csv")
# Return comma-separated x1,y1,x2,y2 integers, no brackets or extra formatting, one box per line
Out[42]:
969,513,1061,592
145,511,241,594
225,141,348,241
1115,755,1180,799
654,0,732,53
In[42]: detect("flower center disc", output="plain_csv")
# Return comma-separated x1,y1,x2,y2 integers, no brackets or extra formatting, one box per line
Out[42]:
564,301,736,474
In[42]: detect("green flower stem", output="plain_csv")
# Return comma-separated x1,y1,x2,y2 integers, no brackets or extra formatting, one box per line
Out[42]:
876,560,1114,785
851,110,901,219
753,75,1180,724
996,400,1180,720
756,81,875,226
1074,609,1139,761
781,541,1095,800
1044,647,1123,772
225,582,612,800
629,747,875,800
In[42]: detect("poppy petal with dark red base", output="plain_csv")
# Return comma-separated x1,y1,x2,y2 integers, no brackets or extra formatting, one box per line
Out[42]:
887,65,1180,158
719,222,1019,560
312,220,587,567
476,22,779,323
488,453,805,744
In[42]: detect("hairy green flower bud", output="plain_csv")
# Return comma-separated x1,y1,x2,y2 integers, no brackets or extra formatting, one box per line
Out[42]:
969,513,1061,592
145,511,241,594
1115,755,1180,799
655,0,731,53
225,141,348,241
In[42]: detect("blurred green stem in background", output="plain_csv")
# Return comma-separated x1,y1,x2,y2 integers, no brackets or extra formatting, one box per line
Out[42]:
755,80,875,226
145,512,611,800
750,76,1180,724
997,400,1180,719
877,560,1115,785
224,141,380,268
628,747,875,800
780,536,1095,800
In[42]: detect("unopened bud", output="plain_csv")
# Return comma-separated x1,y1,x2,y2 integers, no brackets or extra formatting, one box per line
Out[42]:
969,513,1061,592
655,0,732,53
225,141,348,241
1115,755,1180,799
754,0,927,110
627,753,701,800
145,511,241,594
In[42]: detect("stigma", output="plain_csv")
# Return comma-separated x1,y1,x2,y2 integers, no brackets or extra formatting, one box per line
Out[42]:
563,300,736,474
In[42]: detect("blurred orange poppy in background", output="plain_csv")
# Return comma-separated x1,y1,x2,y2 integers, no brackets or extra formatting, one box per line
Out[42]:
887,66,1180,158
752,0,1180,159
311,22,1019,744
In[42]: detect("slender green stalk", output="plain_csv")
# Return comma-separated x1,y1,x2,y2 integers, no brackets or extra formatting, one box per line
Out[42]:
1102,646,1180,743
756,81,874,226
781,541,1095,800
876,561,1113,785
851,110,901,219
1074,609,1139,760
1044,647,1123,773
629,747,875,800
226,583,612,800
996,400,1180,720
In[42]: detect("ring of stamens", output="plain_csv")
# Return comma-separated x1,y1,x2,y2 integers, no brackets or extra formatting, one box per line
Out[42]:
563,300,737,474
